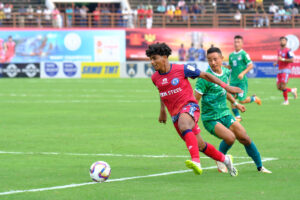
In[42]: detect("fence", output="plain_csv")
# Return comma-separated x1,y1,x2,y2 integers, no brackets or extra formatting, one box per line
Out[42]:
0,13,300,28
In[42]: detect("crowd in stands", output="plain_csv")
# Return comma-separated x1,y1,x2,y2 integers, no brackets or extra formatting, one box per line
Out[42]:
0,1,300,28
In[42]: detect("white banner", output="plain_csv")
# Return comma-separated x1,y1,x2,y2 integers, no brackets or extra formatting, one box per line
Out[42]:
40,62,81,78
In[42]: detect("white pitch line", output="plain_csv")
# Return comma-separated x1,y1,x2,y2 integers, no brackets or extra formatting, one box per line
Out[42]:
0,158,278,196
0,150,261,159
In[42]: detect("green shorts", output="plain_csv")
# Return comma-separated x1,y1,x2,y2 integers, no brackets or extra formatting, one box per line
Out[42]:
230,82,248,101
202,115,236,138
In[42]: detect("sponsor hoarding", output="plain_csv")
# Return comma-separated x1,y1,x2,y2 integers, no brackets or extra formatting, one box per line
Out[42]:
41,62,81,78
81,62,120,78
0,63,40,78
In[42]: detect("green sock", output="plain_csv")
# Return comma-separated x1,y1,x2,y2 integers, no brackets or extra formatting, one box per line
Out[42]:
244,142,262,169
232,108,240,117
219,140,232,155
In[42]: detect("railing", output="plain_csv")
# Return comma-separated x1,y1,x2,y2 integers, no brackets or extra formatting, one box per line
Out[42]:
0,13,299,28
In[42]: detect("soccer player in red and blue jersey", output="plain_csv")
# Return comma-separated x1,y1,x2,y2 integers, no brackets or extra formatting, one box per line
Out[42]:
273,36,298,105
146,43,242,176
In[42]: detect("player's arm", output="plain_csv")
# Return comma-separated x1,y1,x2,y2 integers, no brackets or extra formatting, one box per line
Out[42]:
226,93,246,112
199,72,242,94
279,51,294,63
159,98,167,124
238,53,253,80
194,90,202,103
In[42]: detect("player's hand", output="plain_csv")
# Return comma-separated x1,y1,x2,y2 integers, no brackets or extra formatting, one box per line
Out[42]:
236,104,246,112
225,86,243,94
159,110,167,124
238,73,244,80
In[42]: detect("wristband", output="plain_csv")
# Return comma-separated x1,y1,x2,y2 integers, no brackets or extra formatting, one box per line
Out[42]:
282,58,286,61
220,82,228,89
233,101,238,106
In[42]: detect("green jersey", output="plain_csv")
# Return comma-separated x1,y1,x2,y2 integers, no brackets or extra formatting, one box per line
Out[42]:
195,67,231,121
229,49,252,84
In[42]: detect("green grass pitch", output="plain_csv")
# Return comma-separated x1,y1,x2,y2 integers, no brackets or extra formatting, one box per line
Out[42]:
0,78,299,200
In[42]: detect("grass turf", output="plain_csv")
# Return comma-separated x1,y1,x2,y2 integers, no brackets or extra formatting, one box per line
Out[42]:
0,78,299,200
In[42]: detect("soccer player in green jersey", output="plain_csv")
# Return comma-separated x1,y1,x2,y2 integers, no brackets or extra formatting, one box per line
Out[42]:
194,47,271,173
228,35,261,121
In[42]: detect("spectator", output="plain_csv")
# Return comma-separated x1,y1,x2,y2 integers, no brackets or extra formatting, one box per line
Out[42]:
295,0,300,7
0,9,4,26
3,4,12,25
52,7,60,28
18,6,26,27
93,7,100,27
284,0,294,10
247,0,255,9
285,8,292,21
101,6,110,26
181,4,189,21
79,5,88,26
36,6,42,27
146,6,153,29
166,6,174,21
0,3,3,10
27,5,34,26
43,7,51,26
187,43,196,61
65,6,73,27
234,10,242,22
167,1,176,13
255,0,264,11
258,12,269,27
74,6,80,26
269,3,279,14
238,0,246,10
192,3,201,21
199,2,206,15
231,0,239,10
174,6,182,21
197,44,206,61
178,43,186,61
278,6,286,22
292,6,299,21
212,0,217,12
137,4,145,27
178,0,186,9
156,2,166,14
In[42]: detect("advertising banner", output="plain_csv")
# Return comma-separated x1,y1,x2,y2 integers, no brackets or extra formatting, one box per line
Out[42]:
126,29,300,62
0,63,40,78
81,62,120,78
121,61,208,78
0,29,125,63
41,62,81,78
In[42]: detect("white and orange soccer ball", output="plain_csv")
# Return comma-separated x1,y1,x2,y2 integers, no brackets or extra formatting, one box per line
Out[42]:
89,161,111,182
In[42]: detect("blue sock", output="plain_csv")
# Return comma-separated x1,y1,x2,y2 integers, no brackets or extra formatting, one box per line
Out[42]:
250,96,256,103
232,108,240,117
219,140,232,154
244,142,262,169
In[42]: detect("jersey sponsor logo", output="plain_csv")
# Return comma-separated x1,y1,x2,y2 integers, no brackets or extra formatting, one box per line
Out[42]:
171,78,179,86
162,78,168,85
160,87,183,97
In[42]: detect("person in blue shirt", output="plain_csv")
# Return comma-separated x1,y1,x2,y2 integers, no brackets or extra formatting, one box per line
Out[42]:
187,43,196,61
197,44,206,61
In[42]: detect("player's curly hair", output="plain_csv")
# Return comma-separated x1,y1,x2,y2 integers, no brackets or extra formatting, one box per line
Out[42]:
145,42,172,58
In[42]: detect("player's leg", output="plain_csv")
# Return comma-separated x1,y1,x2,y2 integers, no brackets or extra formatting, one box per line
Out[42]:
177,112,202,175
229,121,271,173
230,83,242,121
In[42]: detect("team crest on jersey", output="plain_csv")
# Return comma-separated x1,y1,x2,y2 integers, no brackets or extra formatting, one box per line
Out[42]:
282,53,286,57
126,63,137,78
171,78,179,86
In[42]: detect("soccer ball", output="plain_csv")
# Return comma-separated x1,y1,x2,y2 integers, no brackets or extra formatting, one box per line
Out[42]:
89,161,111,182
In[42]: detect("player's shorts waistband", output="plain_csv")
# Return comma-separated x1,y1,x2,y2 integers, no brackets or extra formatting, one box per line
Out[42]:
278,69,291,74
171,102,199,123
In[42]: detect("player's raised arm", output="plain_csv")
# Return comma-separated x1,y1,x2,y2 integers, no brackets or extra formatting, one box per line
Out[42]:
199,72,242,94
226,93,246,112
159,98,167,124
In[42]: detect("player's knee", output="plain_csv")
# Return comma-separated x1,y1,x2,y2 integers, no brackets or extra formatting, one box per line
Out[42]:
225,134,236,145
238,135,251,145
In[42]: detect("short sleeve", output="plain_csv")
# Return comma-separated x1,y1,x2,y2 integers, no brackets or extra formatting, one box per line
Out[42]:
287,50,294,58
184,64,201,79
244,52,252,66
195,78,206,95
229,55,233,67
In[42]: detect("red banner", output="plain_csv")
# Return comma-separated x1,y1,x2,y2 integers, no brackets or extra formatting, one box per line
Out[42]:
126,28,300,62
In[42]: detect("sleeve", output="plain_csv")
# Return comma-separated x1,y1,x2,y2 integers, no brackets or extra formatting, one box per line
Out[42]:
243,52,252,66
184,64,201,79
228,54,233,67
194,78,206,95
287,50,294,58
